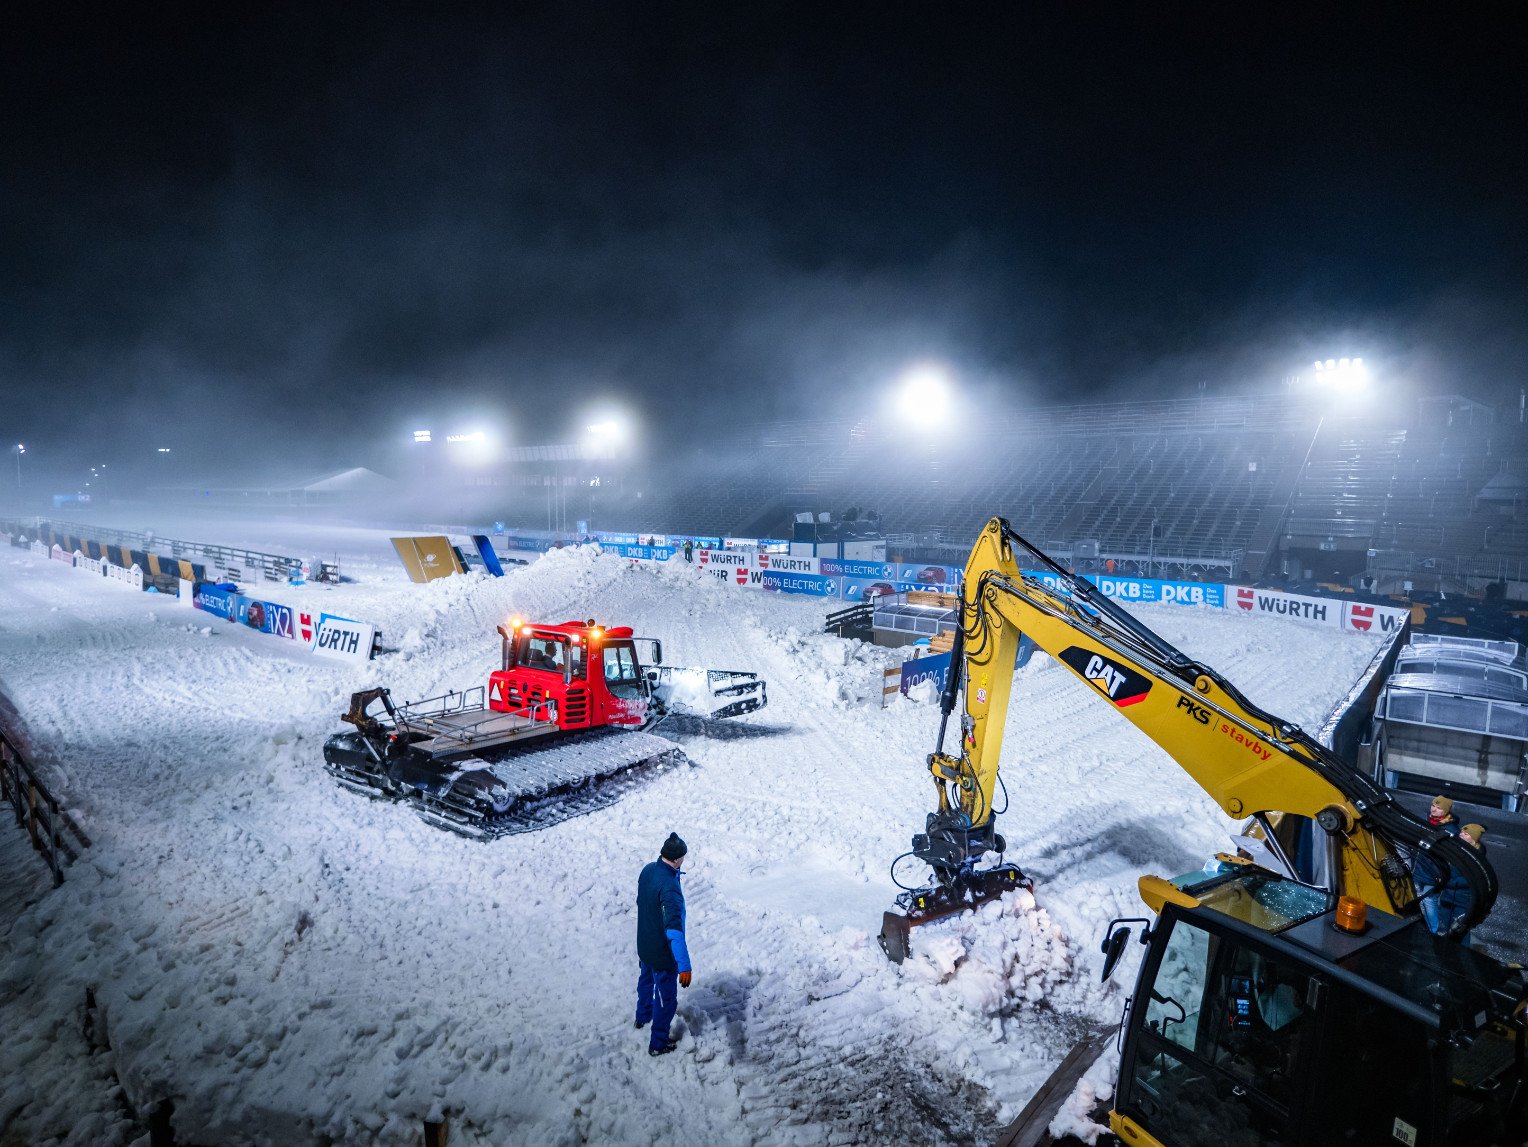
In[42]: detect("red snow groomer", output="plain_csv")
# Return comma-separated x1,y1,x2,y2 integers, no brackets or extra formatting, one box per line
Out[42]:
323,617,766,837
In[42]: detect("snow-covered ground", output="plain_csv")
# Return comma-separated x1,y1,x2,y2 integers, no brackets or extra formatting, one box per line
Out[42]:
0,513,1386,1146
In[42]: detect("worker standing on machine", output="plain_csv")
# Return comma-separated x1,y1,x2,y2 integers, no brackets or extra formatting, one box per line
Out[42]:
1440,823,1490,947
635,833,693,1056
1413,795,1461,934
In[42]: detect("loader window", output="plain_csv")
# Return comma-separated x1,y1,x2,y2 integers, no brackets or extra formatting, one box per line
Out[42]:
604,643,643,700
1125,917,1306,1145
521,636,568,673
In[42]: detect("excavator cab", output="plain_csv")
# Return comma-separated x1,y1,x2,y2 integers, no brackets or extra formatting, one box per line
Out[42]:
1111,868,1528,1146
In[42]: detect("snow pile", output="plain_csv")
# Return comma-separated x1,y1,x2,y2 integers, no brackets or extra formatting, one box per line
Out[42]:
0,515,1387,1145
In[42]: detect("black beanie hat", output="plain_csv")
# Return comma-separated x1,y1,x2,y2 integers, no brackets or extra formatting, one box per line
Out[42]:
661,832,688,860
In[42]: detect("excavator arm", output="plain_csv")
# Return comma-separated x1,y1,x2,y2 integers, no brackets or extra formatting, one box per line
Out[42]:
881,517,1496,961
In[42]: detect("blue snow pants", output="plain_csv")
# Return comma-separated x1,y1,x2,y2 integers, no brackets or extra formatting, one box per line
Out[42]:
635,962,678,1050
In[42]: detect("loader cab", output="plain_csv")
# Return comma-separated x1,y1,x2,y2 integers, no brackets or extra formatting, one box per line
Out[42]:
490,620,654,731
1112,868,1527,1146
586,625,654,728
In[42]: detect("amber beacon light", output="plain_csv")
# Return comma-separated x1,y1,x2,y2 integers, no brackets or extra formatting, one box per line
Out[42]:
1334,895,1368,933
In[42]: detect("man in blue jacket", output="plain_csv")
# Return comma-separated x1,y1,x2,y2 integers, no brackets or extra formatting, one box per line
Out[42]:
1438,823,1489,947
635,832,692,1056
1413,795,1460,934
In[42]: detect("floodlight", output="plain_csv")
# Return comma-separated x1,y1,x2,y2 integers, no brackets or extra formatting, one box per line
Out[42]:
895,363,954,426
413,430,432,443
1310,355,1370,395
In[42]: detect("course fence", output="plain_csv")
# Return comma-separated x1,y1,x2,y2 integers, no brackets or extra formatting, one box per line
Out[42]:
0,725,90,885
11,517,304,584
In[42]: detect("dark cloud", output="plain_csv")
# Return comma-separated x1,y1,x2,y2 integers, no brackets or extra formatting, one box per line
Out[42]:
3,4,1526,493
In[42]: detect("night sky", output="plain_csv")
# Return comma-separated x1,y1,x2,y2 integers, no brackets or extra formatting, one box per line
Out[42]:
4,4,1526,488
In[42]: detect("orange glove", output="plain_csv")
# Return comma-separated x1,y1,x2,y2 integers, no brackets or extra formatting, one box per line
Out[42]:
679,971,692,988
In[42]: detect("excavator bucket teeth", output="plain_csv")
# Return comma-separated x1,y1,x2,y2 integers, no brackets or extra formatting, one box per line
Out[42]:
878,912,912,964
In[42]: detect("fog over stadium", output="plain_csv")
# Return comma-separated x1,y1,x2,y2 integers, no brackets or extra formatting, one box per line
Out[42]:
4,6,1526,502
9,9,1528,1147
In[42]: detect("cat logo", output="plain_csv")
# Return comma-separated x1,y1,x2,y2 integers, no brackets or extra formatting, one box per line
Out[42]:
1059,647,1152,707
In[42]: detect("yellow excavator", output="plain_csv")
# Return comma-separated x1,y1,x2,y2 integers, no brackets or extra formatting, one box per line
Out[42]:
880,518,1526,1147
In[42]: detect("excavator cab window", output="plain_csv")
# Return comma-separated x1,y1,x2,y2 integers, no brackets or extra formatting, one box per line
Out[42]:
1123,912,1319,1145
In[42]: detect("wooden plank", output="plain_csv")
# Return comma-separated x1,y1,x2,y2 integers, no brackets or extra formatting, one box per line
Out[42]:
993,1025,1114,1147
906,590,958,609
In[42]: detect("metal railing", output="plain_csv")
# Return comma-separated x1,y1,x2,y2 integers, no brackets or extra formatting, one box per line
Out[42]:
1366,548,1528,592
22,517,303,584
1,728,90,886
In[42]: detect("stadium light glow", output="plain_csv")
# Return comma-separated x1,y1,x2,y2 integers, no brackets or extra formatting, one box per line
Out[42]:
1312,356,1368,392
413,429,432,443
581,408,638,459
441,423,502,467
894,363,954,426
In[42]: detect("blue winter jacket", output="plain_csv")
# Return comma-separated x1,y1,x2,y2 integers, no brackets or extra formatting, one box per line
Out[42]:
1413,818,1461,891
637,859,689,972
1437,839,1487,936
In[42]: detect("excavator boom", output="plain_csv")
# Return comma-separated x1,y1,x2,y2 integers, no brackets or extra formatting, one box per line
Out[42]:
882,517,1497,961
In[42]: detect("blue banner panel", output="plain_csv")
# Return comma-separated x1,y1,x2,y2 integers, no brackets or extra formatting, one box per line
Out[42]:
894,563,961,589
759,571,841,597
471,535,506,577
841,576,900,602
1026,571,1225,608
193,585,236,620
603,542,677,562
820,558,890,579
900,651,953,695
233,596,294,635
265,602,296,638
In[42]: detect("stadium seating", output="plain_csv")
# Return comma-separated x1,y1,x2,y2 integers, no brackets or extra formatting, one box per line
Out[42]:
494,392,1528,593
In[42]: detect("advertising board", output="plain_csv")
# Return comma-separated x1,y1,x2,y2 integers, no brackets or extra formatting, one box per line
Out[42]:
758,570,840,597
1223,585,1407,633
900,651,953,696
1026,571,1225,608
820,558,890,579
194,585,237,621
312,614,377,662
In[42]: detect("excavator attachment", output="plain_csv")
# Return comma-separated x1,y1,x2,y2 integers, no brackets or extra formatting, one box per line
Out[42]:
879,864,1031,963
649,667,767,721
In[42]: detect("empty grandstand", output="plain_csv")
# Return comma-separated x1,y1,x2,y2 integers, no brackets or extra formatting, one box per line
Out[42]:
485,391,1528,598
